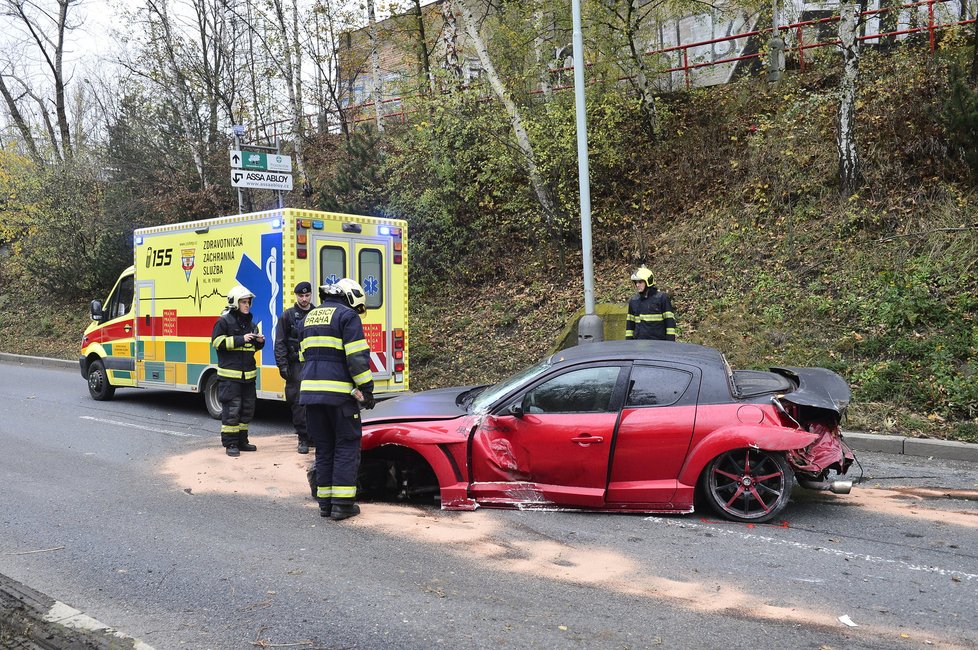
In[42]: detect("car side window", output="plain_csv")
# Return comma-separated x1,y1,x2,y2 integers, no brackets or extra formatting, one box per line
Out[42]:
523,366,621,414
625,365,693,408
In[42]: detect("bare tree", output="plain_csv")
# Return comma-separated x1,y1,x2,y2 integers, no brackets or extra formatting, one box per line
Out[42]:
0,0,80,162
452,0,559,230
837,0,862,195
595,0,666,138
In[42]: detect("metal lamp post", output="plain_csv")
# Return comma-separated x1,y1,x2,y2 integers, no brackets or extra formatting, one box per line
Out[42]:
572,0,603,344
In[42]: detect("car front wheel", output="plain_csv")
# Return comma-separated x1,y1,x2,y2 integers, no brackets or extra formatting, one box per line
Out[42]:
87,359,116,401
701,448,793,523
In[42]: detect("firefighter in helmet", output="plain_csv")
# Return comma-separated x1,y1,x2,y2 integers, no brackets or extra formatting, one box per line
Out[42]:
299,278,375,521
211,284,265,456
625,265,677,341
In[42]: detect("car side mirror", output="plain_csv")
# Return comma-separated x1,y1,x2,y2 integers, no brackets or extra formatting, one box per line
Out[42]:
90,300,103,321
508,401,524,418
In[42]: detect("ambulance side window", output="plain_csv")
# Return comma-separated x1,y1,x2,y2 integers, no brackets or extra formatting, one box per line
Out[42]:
107,275,134,320
320,246,346,285
359,249,383,309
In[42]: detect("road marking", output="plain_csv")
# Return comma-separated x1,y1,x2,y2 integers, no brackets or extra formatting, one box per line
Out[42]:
645,516,978,582
79,416,201,438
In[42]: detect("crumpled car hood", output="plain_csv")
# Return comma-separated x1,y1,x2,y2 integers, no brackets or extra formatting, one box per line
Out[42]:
364,385,476,425
771,367,851,416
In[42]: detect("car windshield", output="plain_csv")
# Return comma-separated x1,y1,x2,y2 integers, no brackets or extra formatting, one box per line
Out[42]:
469,356,554,413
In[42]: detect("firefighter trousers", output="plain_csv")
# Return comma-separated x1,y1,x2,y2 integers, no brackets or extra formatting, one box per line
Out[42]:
306,403,362,510
219,380,256,448
284,363,307,439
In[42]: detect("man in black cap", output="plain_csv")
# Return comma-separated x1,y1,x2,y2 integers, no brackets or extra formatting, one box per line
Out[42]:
274,281,314,453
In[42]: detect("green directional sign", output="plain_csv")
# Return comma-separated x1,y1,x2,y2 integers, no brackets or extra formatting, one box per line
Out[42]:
229,150,293,173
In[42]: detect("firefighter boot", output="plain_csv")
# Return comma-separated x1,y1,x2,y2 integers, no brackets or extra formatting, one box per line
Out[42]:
297,435,309,454
330,503,360,521
238,433,257,452
226,444,240,457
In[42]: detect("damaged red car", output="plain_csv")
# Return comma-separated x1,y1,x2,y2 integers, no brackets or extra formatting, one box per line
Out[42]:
358,341,855,523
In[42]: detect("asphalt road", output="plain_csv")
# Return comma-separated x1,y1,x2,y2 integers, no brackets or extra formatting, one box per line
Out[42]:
1,361,976,649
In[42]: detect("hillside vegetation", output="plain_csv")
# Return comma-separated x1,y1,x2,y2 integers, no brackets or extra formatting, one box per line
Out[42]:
1,43,976,441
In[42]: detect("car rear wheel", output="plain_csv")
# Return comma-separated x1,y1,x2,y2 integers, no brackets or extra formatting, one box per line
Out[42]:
701,448,793,523
87,359,116,401
202,372,222,419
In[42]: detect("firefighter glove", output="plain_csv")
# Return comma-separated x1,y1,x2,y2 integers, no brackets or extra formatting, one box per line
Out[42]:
279,367,288,380
361,390,376,410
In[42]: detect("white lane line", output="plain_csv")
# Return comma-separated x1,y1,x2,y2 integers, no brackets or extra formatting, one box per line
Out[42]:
79,416,201,438
645,516,978,583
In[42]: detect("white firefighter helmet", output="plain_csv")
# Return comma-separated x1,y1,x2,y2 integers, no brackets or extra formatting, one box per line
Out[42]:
227,285,255,310
630,265,654,285
323,278,367,314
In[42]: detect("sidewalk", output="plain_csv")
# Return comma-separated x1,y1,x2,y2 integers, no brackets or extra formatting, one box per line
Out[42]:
2,351,976,464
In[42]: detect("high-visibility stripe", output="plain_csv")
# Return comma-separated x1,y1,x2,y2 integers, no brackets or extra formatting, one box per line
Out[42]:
217,368,257,380
301,379,354,393
301,336,343,352
317,486,333,498
663,311,675,319
345,339,369,355
221,424,239,433
637,314,664,322
352,369,373,385
625,331,634,338
212,335,227,349
666,328,677,336
332,486,356,499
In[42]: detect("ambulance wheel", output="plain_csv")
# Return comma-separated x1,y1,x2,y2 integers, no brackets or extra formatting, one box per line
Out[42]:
203,373,222,419
87,359,115,401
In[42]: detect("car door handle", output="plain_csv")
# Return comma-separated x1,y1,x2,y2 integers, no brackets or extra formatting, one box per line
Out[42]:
571,434,604,444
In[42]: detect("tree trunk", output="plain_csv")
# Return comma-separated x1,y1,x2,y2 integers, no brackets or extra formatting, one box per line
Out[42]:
412,0,434,94
367,0,384,132
455,0,558,229
837,0,862,195
441,1,463,87
0,75,43,163
625,0,659,138
534,5,552,98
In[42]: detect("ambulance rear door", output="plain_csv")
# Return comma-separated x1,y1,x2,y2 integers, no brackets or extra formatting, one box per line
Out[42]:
312,235,392,382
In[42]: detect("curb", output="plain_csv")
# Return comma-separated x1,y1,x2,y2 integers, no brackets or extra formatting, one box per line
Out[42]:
1,352,975,465
0,572,154,650
842,431,978,463
0,352,76,371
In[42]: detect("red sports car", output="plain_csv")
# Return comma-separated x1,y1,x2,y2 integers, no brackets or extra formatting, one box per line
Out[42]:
358,341,855,523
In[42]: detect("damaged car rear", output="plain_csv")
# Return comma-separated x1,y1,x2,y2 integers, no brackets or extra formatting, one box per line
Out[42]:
358,341,854,523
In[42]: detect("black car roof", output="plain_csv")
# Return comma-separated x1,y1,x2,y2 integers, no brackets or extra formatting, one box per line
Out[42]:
550,340,728,372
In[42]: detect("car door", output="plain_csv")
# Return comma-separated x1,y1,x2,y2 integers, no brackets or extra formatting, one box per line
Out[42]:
469,364,626,508
605,363,700,506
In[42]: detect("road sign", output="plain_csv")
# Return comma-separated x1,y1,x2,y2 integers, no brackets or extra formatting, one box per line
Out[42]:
231,170,293,191
229,150,293,173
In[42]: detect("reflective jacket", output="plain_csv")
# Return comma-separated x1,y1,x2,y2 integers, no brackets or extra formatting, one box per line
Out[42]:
211,309,264,382
274,303,312,370
297,297,374,406
626,288,677,341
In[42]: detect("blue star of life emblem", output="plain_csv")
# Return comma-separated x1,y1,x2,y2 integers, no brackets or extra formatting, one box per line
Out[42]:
363,275,379,295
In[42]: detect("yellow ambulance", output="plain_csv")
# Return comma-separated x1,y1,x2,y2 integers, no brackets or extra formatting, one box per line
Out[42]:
80,208,408,417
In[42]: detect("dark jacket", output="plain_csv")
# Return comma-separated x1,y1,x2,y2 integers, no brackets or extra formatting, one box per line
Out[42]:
274,303,312,371
297,297,374,406
211,309,264,382
626,288,677,341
